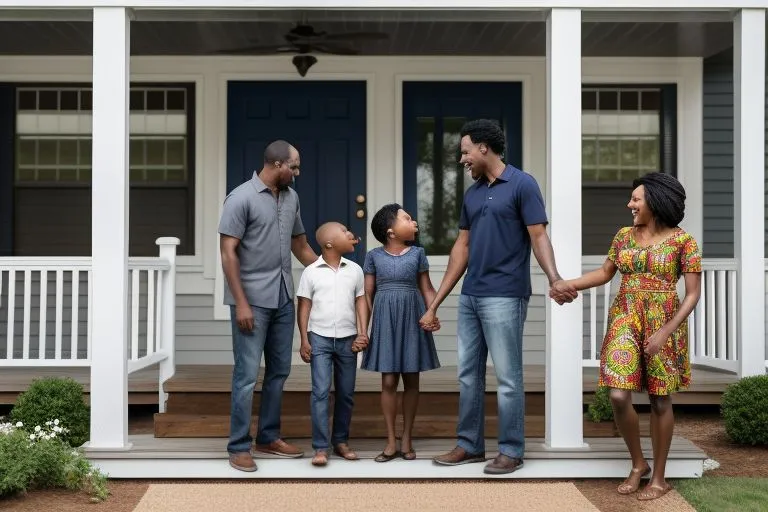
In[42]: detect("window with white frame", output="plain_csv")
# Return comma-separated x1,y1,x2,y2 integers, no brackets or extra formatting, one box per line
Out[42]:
580,85,674,254
581,87,662,184
11,84,195,257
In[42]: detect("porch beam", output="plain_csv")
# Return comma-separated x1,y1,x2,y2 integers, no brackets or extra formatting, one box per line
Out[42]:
544,7,584,449
88,6,132,449
733,8,767,377
0,1,766,11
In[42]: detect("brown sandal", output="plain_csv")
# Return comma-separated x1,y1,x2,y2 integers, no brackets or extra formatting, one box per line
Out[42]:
637,483,672,501
617,465,651,494
333,443,359,461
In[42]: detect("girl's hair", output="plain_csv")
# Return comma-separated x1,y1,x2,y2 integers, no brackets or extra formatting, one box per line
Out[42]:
632,172,686,228
370,203,402,245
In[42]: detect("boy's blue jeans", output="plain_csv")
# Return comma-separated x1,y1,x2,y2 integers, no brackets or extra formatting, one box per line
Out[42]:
309,332,358,451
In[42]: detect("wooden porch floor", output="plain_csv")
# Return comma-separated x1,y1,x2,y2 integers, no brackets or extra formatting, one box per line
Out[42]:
0,364,738,405
84,435,706,479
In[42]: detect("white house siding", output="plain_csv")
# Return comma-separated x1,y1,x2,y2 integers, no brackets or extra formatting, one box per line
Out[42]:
0,55,702,366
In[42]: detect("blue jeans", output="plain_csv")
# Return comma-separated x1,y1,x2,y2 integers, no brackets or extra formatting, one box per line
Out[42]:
227,286,294,454
456,295,528,458
309,332,358,451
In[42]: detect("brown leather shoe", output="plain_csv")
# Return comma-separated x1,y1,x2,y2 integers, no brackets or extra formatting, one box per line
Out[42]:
483,454,524,474
253,439,304,458
229,452,257,472
432,446,486,466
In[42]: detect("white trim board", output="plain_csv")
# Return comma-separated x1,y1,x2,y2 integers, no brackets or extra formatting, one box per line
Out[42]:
0,1,764,10
91,458,703,479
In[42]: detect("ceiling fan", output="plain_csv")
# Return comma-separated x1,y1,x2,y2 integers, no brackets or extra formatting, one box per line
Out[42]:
217,23,389,76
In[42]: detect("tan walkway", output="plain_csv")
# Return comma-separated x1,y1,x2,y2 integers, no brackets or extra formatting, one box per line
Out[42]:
133,482,600,512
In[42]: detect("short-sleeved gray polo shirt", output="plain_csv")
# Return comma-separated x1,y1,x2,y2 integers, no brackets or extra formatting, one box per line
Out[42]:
218,172,306,309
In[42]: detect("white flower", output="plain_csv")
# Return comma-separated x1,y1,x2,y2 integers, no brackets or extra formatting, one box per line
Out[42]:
53,419,59,426
29,434,35,440
16,422,23,428
50,432,56,438
34,425,41,432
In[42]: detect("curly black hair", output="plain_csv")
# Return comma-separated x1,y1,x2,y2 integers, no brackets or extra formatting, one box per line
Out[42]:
460,119,506,157
632,172,686,228
370,203,402,245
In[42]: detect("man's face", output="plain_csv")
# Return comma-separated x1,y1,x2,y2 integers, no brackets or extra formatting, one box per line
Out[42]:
276,147,301,190
459,135,486,181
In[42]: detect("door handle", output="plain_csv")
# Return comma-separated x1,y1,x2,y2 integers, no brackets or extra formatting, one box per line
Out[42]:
356,209,366,219
355,194,366,204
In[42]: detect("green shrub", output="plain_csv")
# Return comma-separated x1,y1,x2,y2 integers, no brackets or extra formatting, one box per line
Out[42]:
10,377,90,447
0,419,108,502
587,386,614,422
721,375,768,445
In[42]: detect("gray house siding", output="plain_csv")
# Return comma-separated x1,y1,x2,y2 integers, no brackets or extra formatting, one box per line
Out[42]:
703,48,768,258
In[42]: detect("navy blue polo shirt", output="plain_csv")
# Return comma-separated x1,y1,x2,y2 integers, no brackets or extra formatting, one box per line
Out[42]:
459,165,548,298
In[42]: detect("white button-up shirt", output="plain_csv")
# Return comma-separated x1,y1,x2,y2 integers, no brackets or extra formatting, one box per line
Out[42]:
296,256,365,339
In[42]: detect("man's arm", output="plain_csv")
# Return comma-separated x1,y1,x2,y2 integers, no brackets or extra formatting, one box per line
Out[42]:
291,234,318,267
220,235,253,332
527,223,577,303
427,229,470,312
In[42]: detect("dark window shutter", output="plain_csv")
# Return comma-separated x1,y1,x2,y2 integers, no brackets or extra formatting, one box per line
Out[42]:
660,85,678,176
0,85,13,256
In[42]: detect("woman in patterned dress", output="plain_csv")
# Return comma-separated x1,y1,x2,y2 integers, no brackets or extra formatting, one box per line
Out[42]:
551,172,702,501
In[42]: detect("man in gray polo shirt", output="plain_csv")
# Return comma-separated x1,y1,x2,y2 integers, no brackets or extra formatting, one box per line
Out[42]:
219,140,318,472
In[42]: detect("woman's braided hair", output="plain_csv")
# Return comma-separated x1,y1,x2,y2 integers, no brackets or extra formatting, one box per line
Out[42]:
632,172,686,228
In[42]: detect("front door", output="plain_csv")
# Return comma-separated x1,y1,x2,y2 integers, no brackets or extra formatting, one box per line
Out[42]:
402,81,522,255
227,81,367,262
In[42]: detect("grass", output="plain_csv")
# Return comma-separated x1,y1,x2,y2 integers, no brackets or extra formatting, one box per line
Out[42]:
675,476,768,512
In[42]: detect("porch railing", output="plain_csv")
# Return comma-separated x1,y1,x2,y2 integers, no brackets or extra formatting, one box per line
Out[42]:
581,256,768,375
0,237,179,411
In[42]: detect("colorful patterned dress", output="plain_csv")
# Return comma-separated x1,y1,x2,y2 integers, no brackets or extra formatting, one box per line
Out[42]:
599,226,702,395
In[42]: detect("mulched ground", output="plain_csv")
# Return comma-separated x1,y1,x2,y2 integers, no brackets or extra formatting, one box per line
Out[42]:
2,408,765,511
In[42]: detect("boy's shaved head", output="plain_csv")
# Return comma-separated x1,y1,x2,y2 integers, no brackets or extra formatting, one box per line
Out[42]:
315,222,343,246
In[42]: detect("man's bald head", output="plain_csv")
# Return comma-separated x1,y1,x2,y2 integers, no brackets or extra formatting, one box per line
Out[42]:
263,140,294,165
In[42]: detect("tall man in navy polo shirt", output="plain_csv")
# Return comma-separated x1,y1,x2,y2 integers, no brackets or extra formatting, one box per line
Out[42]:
420,119,577,474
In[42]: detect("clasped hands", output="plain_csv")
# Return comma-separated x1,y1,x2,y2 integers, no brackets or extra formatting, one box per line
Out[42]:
299,333,370,363
549,279,578,305
418,309,442,332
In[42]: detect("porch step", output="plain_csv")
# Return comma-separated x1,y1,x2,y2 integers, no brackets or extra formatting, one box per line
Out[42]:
153,412,644,438
165,391,545,416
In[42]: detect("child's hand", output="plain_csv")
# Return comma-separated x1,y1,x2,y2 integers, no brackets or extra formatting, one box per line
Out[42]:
351,334,369,353
419,309,437,330
299,341,312,363
423,317,441,332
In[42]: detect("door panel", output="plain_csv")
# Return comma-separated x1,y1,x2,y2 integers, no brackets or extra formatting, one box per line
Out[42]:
227,81,367,262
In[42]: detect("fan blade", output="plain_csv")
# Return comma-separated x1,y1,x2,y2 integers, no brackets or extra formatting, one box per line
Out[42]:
215,44,298,55
322,31,389,41
311,44,359,55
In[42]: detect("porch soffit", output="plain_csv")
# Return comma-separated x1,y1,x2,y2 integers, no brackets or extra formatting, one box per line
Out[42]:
0,15,735,57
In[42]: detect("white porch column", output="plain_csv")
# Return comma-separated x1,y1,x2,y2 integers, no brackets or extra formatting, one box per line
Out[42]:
88,7,131,449
544,8,585,448
734,9,767,377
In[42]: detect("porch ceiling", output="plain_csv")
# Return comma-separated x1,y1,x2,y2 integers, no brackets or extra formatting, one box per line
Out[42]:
0,9,735,57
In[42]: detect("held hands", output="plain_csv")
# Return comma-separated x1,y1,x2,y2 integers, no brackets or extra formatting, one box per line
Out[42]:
235,303,254,332
418,308,442,332
351,334,369,353
299,340,312,363
549,279,578,305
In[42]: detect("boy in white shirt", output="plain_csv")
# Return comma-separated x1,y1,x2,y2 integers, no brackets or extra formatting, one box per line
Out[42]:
296,222,369,467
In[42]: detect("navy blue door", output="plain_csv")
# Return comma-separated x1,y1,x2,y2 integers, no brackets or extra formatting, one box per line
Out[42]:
402,82,522,254
227,81,367,261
